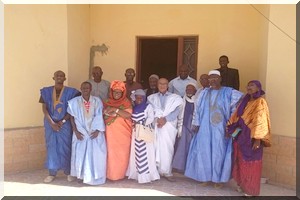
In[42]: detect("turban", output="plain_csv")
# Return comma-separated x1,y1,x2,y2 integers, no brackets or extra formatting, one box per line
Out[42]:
149,74,159,80
208,70,221,76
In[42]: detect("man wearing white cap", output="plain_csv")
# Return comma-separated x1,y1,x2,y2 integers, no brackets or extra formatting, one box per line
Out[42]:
185,69,243,189
144,74,159,97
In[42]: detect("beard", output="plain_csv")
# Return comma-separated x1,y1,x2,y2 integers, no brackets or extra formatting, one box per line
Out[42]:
186,93,194,98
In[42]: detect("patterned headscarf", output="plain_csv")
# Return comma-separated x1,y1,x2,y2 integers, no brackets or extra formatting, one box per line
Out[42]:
237,80,265,117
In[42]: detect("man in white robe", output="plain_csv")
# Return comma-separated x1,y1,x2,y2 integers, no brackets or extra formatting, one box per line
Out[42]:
67,81,107,185
147,78,183,182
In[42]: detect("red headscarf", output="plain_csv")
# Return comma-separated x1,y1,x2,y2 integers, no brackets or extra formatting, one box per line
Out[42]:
103,80,132,124
104,80,131,108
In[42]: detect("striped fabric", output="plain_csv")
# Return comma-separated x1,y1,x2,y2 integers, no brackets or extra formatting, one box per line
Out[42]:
135,139,149,174
132,111,150,175
132,112,145,123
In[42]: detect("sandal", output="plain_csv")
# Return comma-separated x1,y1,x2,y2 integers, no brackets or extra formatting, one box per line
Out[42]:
236,185,243,193
214,183,223,189
44,175,55,183
199,182,209,187
244,193,254,198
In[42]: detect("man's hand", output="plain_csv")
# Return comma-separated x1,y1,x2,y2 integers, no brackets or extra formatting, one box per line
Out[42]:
74,130,84,141
90,130,100,139
51,121,61,132
192,125,199,133
225,132,231,138
157,117,167,128
57,121,63,128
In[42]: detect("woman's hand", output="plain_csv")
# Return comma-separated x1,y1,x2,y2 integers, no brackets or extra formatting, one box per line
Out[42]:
132,121,136,129
252,139,261,150
104,107,117,116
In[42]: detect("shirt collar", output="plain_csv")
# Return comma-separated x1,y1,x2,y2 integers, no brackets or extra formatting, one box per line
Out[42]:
158,91,171,96
81,96,90,103
176,76,191,81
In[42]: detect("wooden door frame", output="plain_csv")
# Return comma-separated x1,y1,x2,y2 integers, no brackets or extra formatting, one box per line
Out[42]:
136,35,198,82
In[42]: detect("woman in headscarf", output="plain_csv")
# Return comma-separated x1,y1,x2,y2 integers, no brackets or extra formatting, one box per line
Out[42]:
103,80,132,181
126,89,160,183
227,80,271,197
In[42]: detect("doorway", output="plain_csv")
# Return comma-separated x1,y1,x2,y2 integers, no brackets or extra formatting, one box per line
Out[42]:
136,36,198,89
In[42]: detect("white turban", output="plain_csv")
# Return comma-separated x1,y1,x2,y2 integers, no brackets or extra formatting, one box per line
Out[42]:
208,70,221,76
186,82,197,89
148,74,159,80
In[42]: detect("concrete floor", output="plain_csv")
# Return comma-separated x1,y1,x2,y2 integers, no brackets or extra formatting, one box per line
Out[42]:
3,169,296,197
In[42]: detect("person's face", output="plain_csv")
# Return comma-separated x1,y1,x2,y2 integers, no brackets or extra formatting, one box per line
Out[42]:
112,89,123,100
219,57,229,68
149,77,158,90
247,82,259,96
92,68,103,80
81,83,92,97
179,67,189,80
185,85,196,98
125,69,135,81
158,79,168,93
53,71,66,84
134,95,144,105
208,74,221,89
199,74,209,88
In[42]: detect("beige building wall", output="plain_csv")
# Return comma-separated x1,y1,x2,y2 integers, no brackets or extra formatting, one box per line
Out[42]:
90,4,262,92
256,5,270,87
67,5,90,89
5,4,267,128
4,4,91,128
265,4,296,137
4,4,296,135
261,4,296,189
3,4,296,189
4,5,69,128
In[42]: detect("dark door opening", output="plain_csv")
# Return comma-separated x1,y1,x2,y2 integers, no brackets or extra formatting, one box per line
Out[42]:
136,36,198,89
138,38,178,89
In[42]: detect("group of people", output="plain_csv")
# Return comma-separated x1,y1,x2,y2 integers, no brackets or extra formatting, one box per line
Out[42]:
39,55,271,197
